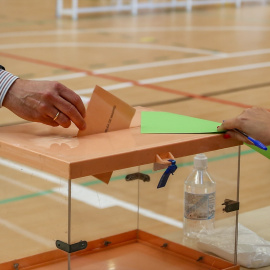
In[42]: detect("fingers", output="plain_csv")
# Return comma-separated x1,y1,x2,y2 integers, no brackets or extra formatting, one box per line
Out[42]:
42,92,85,130
43,118,60,127
44,82,86,130
217,118,240,132
54,100,85,130
50,110,72,128
57,83,86,118
53,111,60,121
55,83,86,130
223,130,251,144
217,116,249,144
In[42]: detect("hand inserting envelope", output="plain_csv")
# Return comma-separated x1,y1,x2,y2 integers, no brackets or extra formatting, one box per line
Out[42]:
78,85,136,183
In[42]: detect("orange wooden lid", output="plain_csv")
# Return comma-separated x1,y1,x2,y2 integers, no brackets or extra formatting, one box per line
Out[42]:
0,107,241,179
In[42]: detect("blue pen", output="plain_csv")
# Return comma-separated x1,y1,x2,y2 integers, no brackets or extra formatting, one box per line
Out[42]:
234,129,268,151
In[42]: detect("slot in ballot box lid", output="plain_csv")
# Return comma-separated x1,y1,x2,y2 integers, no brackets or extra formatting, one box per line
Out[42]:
0,107,241,180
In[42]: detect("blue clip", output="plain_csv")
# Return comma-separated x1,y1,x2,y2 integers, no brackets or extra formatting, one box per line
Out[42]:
157,159,177,189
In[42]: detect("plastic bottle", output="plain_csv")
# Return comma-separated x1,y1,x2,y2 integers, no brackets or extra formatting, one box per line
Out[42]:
183,153,216,239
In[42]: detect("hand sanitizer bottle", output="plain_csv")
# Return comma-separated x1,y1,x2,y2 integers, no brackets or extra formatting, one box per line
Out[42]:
183,153,216,239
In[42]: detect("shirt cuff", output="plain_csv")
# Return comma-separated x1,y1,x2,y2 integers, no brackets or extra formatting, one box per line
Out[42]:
0,70,19,108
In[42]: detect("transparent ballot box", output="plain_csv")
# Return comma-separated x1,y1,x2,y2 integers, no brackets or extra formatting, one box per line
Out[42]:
0,109,242,270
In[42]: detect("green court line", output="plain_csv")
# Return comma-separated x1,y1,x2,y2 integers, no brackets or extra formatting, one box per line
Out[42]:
0,148,255,205
0,190,54,205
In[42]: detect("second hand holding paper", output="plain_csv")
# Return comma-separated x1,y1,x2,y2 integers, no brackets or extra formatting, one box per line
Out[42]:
141,111,270,159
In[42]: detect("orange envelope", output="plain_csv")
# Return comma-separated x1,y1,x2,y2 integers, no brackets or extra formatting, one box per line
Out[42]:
78,85,136,136
78,85,136,183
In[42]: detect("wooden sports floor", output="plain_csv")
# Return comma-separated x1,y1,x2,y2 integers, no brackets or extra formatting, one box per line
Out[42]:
0,0,270,269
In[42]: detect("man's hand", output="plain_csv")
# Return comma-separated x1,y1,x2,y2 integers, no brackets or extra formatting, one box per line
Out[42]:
3,79,86,130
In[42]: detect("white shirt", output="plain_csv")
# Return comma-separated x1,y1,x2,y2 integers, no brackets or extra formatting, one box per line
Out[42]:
0,70,18,107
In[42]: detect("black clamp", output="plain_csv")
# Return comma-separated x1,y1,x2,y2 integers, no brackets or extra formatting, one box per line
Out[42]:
0,65,5,70
56,240,87,253
125,172,150,182
222,199,240,213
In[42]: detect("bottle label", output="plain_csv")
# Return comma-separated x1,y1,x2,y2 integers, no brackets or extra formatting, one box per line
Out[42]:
184,192,215,220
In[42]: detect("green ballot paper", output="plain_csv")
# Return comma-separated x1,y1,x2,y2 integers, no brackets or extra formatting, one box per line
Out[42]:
246,144,270,159
141,111,222,134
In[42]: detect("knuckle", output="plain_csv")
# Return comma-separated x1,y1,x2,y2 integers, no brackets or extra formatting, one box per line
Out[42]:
43,82,62,99
38,103,50,115
243,108,251,114
51,81,62,90
43,89,55,100
236,116,244,126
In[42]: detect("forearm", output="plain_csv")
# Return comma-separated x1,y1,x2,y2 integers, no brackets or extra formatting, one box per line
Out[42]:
0,67,19,107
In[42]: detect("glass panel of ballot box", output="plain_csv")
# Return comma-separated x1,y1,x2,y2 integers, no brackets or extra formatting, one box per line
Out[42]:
0,158,70,268
0,147,240,270
69,147,241,270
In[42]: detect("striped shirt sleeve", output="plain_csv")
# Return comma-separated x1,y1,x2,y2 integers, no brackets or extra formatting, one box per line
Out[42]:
0,70,19,107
